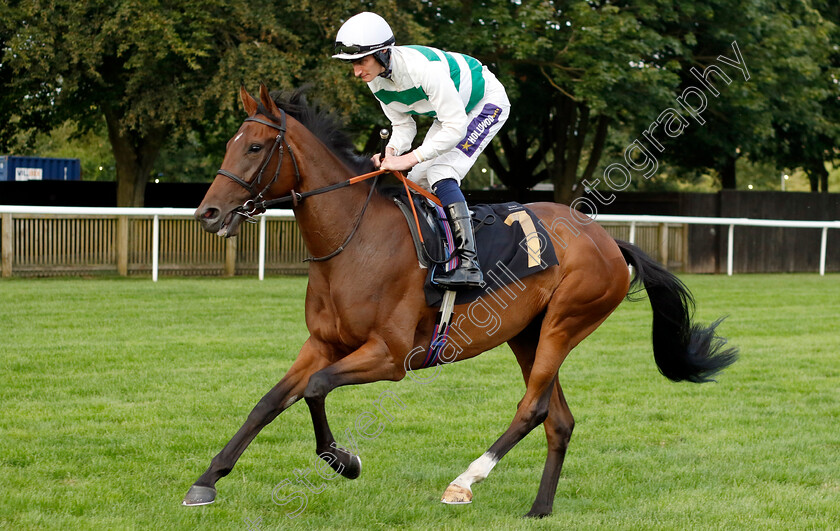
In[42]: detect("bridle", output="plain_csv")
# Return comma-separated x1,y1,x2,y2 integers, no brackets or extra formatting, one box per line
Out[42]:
216,110,301,222
216,109,381,261
216,109,442,262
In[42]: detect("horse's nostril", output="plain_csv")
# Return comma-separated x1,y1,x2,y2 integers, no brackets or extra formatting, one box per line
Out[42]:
202,208,220,220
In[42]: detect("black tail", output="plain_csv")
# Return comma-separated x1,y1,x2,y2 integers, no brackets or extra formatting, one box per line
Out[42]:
616,239,738,383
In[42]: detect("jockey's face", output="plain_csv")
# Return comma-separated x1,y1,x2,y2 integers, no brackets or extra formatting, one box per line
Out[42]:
352,54,385,83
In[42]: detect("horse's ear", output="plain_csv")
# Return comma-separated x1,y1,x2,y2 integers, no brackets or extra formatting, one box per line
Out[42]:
259,83,282,117
240,85,258,116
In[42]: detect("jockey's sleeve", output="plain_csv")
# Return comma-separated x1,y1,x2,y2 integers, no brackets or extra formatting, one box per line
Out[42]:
380,102,417,156
412,61,470,162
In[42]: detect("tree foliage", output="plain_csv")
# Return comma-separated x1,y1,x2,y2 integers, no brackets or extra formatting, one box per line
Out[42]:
1,0,430,205
757,0,840,192
3,1,291,204
657,0,838,192
412,1,687,202
1,0,837,204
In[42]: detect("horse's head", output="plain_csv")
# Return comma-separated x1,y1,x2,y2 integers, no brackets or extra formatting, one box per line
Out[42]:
195,84,301,237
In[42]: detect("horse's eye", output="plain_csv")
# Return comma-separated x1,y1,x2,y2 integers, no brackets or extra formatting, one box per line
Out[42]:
248,144,262,153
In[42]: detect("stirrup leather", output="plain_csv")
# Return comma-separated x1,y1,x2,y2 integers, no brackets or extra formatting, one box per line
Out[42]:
434,202,484,289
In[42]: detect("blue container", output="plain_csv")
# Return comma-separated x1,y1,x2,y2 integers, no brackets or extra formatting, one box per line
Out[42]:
0,156,82,181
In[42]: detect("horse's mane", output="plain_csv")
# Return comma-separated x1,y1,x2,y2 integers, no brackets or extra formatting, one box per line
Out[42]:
261,88,375,176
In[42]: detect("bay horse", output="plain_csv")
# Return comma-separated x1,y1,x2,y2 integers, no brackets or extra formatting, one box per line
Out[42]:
184,85,737,517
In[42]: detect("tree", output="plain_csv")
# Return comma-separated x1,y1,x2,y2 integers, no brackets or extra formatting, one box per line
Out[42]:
652,0,837,191
5,0,835,203
418,0,839,198
763,0,839,192
0,2,52,151
417,1,697,203
1,1,430,204
2,1,308,205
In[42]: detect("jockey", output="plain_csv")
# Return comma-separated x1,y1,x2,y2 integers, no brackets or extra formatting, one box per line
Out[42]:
332,11,510,290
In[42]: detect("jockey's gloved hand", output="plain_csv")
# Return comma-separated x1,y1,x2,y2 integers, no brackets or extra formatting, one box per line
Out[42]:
371,147,396,168
381,152,421,172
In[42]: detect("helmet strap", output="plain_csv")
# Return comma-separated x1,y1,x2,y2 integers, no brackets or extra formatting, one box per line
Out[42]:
375,49,392,78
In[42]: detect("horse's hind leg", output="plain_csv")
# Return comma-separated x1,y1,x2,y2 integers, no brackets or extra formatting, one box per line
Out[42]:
527,380,574,517
440,319,570,507
441,279,619,514
509,330,575,518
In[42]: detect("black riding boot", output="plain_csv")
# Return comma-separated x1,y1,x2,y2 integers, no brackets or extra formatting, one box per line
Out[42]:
434,201,484,289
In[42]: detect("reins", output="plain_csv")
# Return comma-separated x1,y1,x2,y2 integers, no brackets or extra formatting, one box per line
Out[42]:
217,108,442,262
270,168,440,262
254,168,441,211
304,173,380,262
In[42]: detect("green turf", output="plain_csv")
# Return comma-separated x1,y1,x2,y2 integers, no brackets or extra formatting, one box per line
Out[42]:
1,274,838,530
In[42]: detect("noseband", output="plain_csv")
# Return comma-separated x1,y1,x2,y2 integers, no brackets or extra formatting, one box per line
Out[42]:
216,110,301,221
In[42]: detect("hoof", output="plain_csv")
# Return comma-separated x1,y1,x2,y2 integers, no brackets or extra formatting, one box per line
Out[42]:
440,483,472,505
524,509,551,519
328,448,362,480
341,454,362,480
182,485,217,506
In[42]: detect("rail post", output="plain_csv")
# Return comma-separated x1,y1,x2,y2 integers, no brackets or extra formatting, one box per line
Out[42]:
225,236,237,277
727,224,735,276
258,216,267,281
1,213,12,278
116,216,129,276
152,215,160,282
819,227,828,276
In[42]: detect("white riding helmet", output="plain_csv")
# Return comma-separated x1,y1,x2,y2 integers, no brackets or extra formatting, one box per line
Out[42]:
332,12,395,62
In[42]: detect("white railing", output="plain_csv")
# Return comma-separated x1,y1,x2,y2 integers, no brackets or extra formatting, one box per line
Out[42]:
595,214,840,276
0,205,295,281
1,206,838,279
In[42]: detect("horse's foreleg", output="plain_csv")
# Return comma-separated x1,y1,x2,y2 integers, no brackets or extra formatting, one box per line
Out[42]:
183,340,330,506
303,338,405,480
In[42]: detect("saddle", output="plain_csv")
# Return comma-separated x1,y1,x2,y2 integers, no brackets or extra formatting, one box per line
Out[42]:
392,192,559,307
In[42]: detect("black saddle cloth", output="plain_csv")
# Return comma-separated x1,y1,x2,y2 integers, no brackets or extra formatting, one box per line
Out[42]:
392,193,559,307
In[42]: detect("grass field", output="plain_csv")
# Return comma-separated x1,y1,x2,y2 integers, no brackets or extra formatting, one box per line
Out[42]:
1,274,838,530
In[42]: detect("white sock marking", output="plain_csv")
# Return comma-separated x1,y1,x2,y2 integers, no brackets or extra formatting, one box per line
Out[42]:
451,452,498,490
